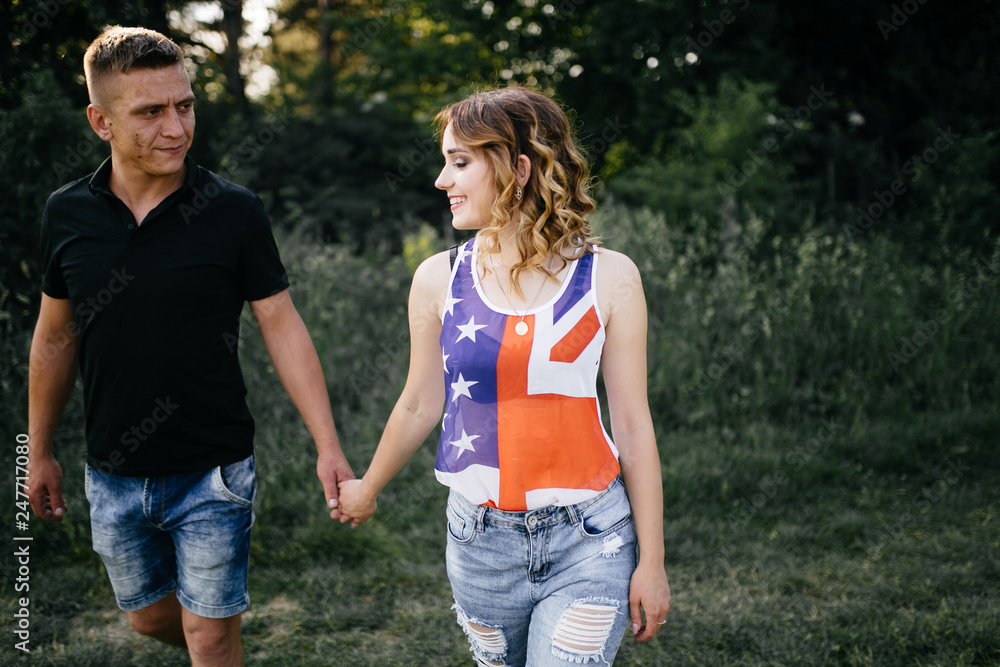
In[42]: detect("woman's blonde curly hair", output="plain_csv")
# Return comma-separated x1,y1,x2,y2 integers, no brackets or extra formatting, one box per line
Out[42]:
434,85,599,298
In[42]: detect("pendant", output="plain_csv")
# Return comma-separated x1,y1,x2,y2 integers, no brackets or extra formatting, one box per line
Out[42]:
515,320,529,336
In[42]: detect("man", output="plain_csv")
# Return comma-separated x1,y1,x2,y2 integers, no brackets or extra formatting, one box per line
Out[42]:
27,26,353,666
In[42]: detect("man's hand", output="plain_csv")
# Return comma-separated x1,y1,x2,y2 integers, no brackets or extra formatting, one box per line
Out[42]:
27,455,68,523
317,448,355,522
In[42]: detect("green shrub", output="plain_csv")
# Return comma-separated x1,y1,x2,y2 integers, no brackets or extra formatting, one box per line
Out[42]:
591,198,1000,431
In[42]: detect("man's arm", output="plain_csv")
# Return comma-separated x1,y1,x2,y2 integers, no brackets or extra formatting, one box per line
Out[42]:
250,289,355,519
27,294,79,523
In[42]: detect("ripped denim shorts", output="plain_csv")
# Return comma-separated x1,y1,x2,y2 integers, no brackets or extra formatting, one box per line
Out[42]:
445,476,637,666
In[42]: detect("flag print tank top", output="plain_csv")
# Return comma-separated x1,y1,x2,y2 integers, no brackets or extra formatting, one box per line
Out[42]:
435,238,621,511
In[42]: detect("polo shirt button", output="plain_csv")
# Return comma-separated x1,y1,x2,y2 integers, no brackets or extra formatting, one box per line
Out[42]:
128,224,135,230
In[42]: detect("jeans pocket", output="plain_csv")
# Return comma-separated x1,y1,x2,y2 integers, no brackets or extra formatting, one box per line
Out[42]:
578,511,632,539
446,502,478,545
577,486,633,539
215,455,256,508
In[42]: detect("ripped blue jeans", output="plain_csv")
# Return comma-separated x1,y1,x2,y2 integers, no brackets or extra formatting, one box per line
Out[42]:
445,476,637,666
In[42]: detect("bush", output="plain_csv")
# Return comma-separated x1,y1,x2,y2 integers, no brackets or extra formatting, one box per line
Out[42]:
591,197,1000,432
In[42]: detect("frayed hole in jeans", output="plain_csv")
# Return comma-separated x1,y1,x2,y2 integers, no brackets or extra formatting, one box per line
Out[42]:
453,602,508,666
551,600,619,662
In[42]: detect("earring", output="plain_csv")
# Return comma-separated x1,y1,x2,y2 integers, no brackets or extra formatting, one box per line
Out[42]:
515,186,522,201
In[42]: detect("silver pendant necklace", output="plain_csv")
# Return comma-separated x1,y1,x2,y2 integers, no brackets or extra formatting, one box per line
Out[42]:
495,267,546,336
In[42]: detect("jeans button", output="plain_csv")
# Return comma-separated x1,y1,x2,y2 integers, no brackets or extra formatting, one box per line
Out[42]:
527,516,537,527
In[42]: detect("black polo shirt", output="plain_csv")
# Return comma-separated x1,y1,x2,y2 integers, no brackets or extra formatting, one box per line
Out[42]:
40,155,289,476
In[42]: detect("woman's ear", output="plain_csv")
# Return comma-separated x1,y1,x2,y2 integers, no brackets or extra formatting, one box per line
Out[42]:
516,154,531,188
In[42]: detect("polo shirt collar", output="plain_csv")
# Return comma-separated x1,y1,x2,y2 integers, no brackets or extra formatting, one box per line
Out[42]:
88,154,199,196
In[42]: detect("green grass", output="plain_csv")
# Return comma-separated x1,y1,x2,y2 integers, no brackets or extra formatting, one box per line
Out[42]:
4,405,998,666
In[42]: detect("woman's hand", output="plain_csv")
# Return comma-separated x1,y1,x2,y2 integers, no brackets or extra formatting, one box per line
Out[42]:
630,559,672,642
337,478,378,528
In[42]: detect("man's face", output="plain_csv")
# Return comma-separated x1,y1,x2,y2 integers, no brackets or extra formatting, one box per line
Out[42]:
98,64,195,181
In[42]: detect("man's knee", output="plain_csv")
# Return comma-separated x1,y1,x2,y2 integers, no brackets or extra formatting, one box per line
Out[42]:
128,611,166,637
127,594,184,642
183,611,243,665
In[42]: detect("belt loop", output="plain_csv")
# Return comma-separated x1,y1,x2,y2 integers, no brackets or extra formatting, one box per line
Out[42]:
564,502,581,526
475,505,488,532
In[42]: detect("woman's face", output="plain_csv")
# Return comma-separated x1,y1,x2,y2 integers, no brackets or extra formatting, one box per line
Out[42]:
435,123,496,231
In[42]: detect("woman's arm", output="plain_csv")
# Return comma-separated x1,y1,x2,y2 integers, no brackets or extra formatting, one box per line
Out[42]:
598,249,672,641
337,251,451,527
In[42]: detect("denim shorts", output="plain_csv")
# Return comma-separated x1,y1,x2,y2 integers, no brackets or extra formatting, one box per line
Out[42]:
445,476,637,666
85,455,256,619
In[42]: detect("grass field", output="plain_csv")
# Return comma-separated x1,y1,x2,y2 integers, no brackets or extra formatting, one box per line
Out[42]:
4,402,998,666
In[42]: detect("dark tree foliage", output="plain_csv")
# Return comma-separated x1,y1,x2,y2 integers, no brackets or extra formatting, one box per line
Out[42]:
3,0,999,341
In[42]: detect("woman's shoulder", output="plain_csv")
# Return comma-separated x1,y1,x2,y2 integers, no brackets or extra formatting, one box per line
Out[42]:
414,249,453,285
593,247,640,281
410,249,455,308
591,248,644,322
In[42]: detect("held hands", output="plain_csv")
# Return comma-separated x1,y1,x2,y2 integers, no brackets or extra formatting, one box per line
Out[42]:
630,560,672,642
316,448,355,523
314,442,378,528
337,478,378,528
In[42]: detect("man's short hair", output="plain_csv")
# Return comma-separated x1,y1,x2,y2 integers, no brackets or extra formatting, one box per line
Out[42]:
84,26,185,106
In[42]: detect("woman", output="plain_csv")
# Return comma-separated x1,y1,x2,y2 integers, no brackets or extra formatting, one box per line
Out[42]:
338,85,670,665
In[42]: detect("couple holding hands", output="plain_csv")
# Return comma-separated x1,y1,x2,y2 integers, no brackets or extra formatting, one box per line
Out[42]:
29,26,669,666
